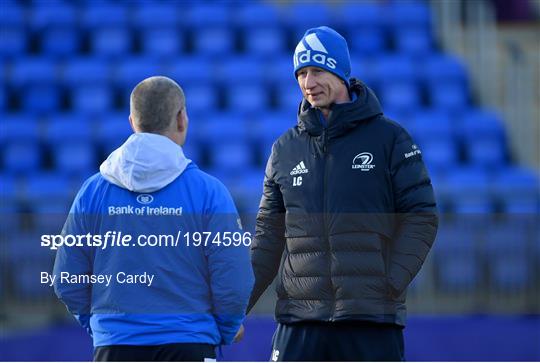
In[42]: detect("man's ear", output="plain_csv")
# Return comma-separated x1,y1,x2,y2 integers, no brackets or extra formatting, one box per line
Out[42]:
128,115,137,133
177,108,186,132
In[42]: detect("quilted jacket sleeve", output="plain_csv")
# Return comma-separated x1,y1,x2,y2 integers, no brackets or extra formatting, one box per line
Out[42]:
388,127,439,297
247,143,287,312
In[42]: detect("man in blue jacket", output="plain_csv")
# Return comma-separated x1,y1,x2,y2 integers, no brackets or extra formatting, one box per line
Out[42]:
248,27,438,361
53,76,254,361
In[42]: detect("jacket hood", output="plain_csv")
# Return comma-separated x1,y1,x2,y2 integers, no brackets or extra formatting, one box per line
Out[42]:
100,133,191,193
297,78,383,138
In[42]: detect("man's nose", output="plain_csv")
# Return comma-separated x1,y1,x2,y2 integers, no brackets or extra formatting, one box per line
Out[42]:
304,72,316,89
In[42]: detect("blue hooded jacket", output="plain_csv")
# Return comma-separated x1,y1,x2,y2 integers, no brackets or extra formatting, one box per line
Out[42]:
53,133,254,347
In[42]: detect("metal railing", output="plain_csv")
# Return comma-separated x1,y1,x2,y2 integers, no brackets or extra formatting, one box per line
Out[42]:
431,0,540,171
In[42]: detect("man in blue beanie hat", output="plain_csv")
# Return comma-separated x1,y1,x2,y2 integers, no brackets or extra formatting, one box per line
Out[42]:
248,26,439,361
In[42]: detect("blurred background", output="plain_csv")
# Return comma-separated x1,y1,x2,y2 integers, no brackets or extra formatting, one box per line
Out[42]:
0,0,539,361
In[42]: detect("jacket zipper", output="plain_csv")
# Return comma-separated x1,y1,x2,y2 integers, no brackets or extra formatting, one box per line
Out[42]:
321,129,335,321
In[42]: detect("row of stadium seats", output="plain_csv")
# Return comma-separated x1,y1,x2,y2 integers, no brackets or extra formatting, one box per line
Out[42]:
2,54,466,86
432,224,540,292
0,107,510,169
2,81,469,115
1,26,434,58
1,166,538,216
1,2,432,32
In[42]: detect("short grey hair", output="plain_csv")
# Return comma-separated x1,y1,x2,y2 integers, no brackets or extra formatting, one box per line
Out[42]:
130,76,185,133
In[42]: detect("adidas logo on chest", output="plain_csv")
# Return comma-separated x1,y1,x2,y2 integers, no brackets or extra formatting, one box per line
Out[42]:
290,161,309,175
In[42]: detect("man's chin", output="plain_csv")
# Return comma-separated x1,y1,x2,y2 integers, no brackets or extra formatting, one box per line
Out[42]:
309,99,328,108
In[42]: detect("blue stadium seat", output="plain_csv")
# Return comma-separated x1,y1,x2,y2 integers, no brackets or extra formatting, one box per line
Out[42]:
409,110,454,143
0,114,40,144
243,28,286,56
132,4,179,28
140,28,184,56
429,81,469,112
379,81,420,114
12,259,56,298
183,84,219,115
91,28,131,58
71,85,113,114
420,138,459,172
23,173,74,202
41,27,79,56
484,225,531,290
44,115,93,145
382,108,412,128
491,255,531,291
97,113,133,155
0,174,20,203
199,113,250,145
275,82,302,115
349,56,377,88
460,108,505,143
22,85,61,113
62,58,111,86
32,201,72,234
467,138,506,167
81,3,129,29
349,29,386,56
5,233,47,264
0,27,27,57
208,142,254,174
53,143,97,177
252,111,293,160
188,4,231,28
29,3,77,30
444,167,494,213
164,56,214,86
435,228,480,291
113,58,162,91
485,224,528,256
374,55,418,86
192,27,235,56
218,56,266,85
234,3,281,28
10,58,58,88
3,142,41,174
422,54,468,89
0,87,5,112
338,3,384,31
227,84,269,113
387,1,432,32
227,169,265,217
394,28,432,56
0,3,24,28
492,168,540,213
265,56,293,86
285,3,333,32
438,254,480,292
0,175,20,231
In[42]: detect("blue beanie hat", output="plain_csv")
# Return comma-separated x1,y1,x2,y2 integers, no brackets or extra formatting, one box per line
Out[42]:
293,26,351,84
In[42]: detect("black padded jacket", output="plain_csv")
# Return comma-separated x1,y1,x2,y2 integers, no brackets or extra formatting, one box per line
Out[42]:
248,80,438,326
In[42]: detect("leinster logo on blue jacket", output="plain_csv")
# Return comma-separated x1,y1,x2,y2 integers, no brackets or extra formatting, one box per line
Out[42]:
352,152,376,171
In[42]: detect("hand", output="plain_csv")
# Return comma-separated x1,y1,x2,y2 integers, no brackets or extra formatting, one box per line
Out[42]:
233,324,245,343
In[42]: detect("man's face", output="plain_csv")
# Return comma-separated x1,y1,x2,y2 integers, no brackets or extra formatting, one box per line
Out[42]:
296,66,346,108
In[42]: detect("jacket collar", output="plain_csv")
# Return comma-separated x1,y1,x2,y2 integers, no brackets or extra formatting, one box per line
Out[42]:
297,79,383,138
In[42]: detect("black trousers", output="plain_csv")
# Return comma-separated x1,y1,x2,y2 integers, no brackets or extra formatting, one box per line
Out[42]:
271,321,405,361
94,343,216,362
